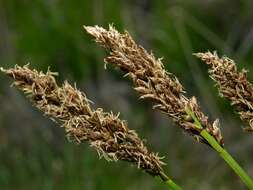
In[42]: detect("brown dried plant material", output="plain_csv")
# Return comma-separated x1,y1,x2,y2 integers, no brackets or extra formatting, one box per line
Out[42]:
195,51,253,132
84,25,224,146
0,65,167,180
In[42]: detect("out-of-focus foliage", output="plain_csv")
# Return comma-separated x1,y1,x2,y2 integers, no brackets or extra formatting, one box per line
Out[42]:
0,0,253,189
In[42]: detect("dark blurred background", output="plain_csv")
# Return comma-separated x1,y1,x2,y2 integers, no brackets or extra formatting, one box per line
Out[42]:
1,0,253,189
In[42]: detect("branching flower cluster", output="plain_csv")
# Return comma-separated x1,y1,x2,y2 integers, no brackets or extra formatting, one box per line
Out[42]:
196,52,253,132
0,65,167,180
2,25,253,190
84,25,224,145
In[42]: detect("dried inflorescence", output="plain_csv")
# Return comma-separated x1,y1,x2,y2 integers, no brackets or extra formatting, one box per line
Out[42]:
195,52,253,132
84,25,224,146
0,65,167,180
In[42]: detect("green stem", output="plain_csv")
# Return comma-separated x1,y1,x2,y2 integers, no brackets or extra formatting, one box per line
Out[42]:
159,172,183,190
166,179,183,190
201,130,253,189
186,108,253,190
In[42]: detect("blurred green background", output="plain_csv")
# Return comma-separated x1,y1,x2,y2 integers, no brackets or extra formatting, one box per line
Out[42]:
1,0,253,189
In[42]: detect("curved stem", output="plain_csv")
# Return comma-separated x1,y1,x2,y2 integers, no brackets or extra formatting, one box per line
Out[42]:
186,108,253,190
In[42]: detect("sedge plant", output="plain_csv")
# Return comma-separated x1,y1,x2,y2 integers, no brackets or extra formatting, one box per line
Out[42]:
0,65,182,190
84,25,253,189
2,24,253,189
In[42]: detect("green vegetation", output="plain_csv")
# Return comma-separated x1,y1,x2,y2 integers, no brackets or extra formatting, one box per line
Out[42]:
1,1,253,189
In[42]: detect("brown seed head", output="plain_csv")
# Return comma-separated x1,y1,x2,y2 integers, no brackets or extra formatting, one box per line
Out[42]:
195,51,253,132
84,25,224,146
0,65,166,180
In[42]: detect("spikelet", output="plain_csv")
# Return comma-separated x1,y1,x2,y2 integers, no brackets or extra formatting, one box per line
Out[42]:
84,25,224,146
0,65,167,180
195,51,253,132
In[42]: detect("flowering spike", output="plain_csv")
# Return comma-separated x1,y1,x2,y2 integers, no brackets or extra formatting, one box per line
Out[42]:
1,65,167,180
85,25,224,146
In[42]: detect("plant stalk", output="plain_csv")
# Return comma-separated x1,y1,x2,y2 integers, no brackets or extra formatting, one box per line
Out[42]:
159,171,183,190
166,179,183,190
186,108,253,190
